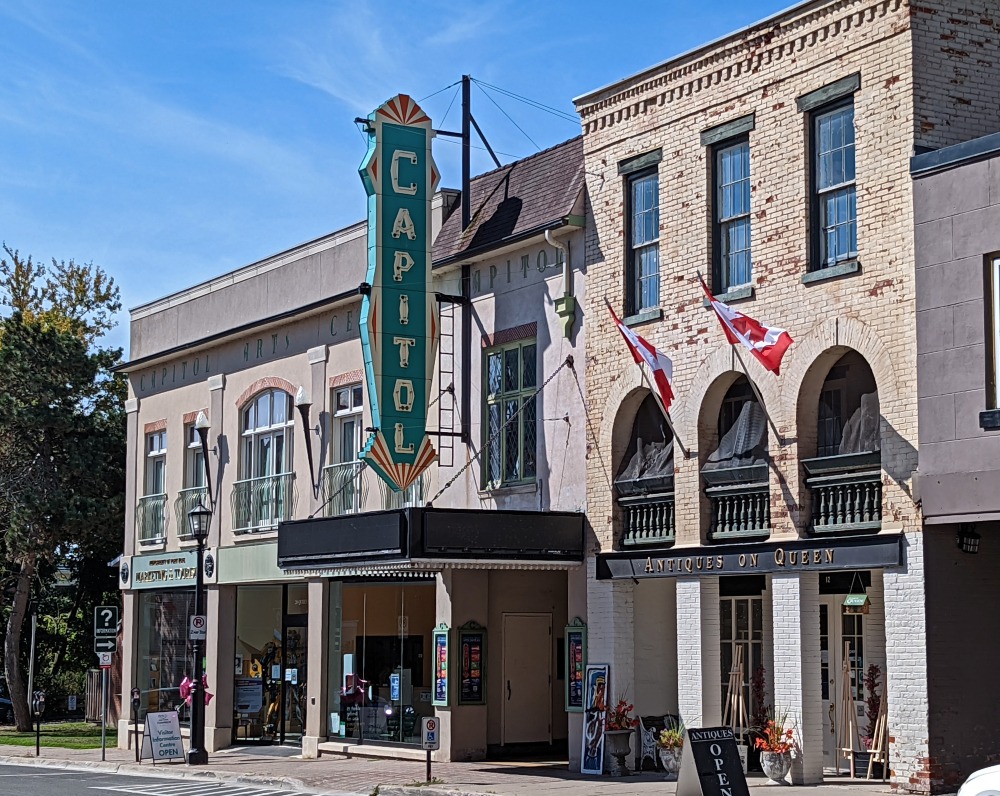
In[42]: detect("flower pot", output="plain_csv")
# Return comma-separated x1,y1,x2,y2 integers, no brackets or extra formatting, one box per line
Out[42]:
760,750,792,783
603,729,633,776
658,746,682,780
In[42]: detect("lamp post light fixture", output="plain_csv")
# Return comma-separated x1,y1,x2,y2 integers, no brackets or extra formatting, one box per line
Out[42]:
295,385,319,497
193,411,215,506
186,501,212,765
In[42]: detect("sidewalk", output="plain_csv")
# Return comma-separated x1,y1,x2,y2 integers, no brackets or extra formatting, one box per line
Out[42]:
0,742,897,796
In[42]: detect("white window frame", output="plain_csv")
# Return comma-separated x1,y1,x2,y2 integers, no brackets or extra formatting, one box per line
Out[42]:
990,256,1000,409
240,390,294,480
145,430,167,496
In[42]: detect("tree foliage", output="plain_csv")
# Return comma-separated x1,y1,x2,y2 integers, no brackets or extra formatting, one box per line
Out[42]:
0,245,125,729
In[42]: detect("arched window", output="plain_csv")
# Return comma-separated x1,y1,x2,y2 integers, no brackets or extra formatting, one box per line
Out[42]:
233,389,295,532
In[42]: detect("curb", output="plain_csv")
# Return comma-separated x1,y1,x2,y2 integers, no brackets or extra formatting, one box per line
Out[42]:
376,790,497,796
0,754,310,792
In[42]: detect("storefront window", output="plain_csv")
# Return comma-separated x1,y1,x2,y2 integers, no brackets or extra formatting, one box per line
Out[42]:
328,580,436,746
136,590,195,720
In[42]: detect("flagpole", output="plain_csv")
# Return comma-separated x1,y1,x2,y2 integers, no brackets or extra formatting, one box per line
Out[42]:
635,364,691,459
696,272,785,446
730,344,784,445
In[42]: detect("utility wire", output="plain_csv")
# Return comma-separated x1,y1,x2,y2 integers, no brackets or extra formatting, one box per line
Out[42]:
429,355,575,503
473,81,542,152
472,78,579,124
437,84,462,130
419,80,462,103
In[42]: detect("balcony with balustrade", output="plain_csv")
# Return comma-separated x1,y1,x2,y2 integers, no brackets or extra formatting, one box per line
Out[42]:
136,494,167,544
802,451,882,535
320,462,429,517
231,473,297,534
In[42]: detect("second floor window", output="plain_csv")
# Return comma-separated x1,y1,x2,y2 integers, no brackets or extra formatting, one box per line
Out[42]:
814,101,857,269
715,139,752,291
484,340,537,487
627,171,660,315
333,385,364,464
241,389,294,480
185,424,206,490
145,430,166,496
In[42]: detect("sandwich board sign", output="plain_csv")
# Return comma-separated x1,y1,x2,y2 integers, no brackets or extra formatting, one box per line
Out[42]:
676,726,750,796
139,710,185,764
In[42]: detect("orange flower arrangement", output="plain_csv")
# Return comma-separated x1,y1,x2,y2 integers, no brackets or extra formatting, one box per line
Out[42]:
754,713,796,754
605,695,638,731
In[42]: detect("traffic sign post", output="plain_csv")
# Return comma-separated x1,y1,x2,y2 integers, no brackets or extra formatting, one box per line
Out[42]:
189,615,207,641
94,605,119,655
421,717,440,782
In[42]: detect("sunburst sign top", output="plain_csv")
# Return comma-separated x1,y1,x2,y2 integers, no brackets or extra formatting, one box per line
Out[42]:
358,95,440,494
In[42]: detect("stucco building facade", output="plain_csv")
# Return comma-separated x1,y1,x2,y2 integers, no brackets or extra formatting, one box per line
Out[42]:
116,137,590,763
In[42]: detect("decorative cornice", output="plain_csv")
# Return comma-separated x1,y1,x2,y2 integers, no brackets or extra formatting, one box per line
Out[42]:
235,376,296,409
482,322,538,349
143,419,167,434
576,0,903,134
182,409,208,425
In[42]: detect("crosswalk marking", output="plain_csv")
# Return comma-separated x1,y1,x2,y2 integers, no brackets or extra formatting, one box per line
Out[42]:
91,782,303,796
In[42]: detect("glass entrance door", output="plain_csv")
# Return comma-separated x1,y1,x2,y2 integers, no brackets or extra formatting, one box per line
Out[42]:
820,596,865,770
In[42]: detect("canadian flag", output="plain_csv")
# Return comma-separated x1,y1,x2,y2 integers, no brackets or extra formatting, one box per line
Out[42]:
699,276,793,375
607,300,674,416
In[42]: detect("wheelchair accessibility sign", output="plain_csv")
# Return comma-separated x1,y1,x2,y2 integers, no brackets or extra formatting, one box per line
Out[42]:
421,717,440,750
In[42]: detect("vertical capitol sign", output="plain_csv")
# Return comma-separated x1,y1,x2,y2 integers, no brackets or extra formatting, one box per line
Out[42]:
358,95,440,492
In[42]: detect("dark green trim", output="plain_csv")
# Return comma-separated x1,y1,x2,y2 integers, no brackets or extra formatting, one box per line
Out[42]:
623,307,663,326
796,73,861,113
701,113,756,147
702,285,754,308
802,260,861,284
618,149,663,176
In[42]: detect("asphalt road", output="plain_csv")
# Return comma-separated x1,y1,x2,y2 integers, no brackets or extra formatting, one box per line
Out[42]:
0,764,306,796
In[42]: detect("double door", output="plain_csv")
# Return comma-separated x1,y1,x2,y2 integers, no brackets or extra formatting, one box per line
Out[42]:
819,597,865,769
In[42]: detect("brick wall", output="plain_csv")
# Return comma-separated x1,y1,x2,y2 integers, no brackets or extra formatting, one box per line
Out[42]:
575,1,1000,790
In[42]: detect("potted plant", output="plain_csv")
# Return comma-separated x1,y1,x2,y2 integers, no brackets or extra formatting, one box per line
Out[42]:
853,664,884,779
657,723,685,780
603,693,637,776
754,709,796,783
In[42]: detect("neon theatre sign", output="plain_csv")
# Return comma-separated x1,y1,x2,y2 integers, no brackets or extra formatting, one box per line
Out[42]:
358,94,440,492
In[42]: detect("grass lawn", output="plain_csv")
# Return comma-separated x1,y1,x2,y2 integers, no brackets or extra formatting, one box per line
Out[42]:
0,721,104,749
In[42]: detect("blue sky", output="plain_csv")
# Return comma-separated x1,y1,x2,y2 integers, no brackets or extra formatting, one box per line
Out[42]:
0,0,791,354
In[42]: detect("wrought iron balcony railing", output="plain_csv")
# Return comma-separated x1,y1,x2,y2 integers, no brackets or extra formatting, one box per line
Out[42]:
174,486,210,538
231,473,297,533
321,462,367,517
380,470,428,510
136,494,167,544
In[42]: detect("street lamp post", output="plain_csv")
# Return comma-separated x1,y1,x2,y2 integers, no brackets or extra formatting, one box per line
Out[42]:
187,501,212,765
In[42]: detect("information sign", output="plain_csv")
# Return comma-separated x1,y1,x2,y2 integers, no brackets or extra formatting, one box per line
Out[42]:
421,716,440,751
189,615,207,641
564,620,587,712
676,726,750,796
458,624,485,705
234,677,264,714
139,710,185,764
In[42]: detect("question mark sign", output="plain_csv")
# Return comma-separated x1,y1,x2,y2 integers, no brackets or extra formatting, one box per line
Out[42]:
101,608,113,626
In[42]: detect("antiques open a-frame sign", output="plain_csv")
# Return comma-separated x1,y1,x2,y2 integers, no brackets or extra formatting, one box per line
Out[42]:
358,95,440,492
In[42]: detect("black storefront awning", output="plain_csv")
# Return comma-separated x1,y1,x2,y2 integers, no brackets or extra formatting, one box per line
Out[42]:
276,506,585,570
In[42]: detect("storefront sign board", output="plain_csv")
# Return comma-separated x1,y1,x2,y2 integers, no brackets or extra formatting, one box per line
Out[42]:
599,534,903,580
140,710,185,764
676,726,750,796
358,94,440,493
131,551,199,589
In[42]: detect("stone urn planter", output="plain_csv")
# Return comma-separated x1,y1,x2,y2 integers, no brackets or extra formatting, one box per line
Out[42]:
760,750,792,783
658,746,682,780
603,729,633,776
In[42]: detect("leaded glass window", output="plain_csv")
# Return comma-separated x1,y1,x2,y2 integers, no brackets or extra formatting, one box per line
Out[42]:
484,340,537,487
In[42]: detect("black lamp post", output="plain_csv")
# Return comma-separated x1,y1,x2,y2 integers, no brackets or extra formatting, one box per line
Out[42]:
187,501,211,765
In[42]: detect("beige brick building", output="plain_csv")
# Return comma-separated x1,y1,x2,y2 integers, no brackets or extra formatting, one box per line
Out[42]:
573,0,1000,790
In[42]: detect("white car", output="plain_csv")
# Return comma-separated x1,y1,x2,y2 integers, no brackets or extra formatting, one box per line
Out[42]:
958,764,1000,796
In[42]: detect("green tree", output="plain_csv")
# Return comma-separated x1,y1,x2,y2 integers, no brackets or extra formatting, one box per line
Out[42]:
0,245,124,730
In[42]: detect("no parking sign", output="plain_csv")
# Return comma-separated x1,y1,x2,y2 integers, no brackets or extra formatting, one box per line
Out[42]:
421,717,440,750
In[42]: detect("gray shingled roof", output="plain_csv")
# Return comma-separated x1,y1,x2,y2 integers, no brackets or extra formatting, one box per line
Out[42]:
433,136,583,264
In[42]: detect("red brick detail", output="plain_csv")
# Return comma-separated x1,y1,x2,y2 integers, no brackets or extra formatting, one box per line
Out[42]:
482,322,537,349
182,408,209,425
235,377,296,409
330,369,365,389
143,418,167,434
